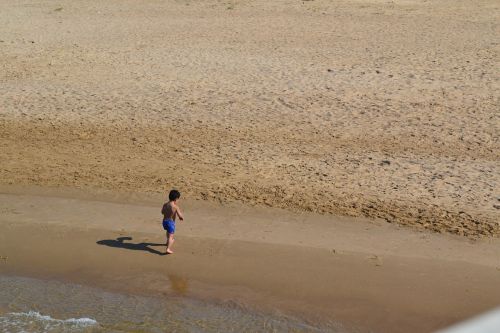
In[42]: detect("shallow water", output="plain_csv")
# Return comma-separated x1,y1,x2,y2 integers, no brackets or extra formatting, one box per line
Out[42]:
0,275,343,333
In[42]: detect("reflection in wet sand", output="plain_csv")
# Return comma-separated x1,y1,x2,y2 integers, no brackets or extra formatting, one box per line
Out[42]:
168,274,189,295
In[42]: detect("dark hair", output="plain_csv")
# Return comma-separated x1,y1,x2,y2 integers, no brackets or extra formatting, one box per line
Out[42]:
169,189,181,201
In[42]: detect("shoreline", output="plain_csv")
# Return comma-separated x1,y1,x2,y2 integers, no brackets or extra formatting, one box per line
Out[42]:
0,275,335,333
1,186,500,333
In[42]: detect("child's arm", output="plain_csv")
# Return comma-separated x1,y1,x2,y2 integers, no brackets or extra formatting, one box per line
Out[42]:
176,206,184,221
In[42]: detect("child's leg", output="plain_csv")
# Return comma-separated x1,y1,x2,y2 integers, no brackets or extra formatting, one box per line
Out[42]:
166,233,175,254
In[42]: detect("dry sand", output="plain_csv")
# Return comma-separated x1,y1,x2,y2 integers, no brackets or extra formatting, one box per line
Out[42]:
1,186,500,333
0,0,499,236
1,1,500,331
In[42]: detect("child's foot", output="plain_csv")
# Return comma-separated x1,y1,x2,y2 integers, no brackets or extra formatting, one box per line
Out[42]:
166,249,174,254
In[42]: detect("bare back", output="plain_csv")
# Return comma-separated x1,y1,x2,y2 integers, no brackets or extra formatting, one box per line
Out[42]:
162,201,178,221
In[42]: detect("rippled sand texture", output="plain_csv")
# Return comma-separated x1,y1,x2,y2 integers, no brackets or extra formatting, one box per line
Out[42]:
1,0,499,236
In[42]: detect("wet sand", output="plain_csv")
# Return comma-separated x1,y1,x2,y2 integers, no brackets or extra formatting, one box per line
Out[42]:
1,186,500,333
1,0,499,331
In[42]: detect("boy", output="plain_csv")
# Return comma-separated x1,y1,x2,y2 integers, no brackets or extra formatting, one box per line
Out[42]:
161,189,184,254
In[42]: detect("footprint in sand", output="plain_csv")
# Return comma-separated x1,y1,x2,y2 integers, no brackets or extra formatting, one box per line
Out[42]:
367,255,383,267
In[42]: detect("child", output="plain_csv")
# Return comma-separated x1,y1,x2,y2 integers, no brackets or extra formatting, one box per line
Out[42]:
161,189,184,254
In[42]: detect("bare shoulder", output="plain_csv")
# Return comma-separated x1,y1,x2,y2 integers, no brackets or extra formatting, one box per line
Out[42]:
162,201,173,214
161,202,168,214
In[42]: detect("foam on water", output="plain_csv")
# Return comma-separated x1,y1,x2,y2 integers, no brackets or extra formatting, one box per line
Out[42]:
0,275,345,333
0,310,98,333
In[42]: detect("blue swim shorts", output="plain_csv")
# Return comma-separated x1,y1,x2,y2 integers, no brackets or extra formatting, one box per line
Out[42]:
162,219,175,234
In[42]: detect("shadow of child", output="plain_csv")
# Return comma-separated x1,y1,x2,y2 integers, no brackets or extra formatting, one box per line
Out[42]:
96,236,166,255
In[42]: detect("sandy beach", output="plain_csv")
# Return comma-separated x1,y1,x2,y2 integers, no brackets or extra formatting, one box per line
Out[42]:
0,0,499,332
1,186,500,332
1,0,499,236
